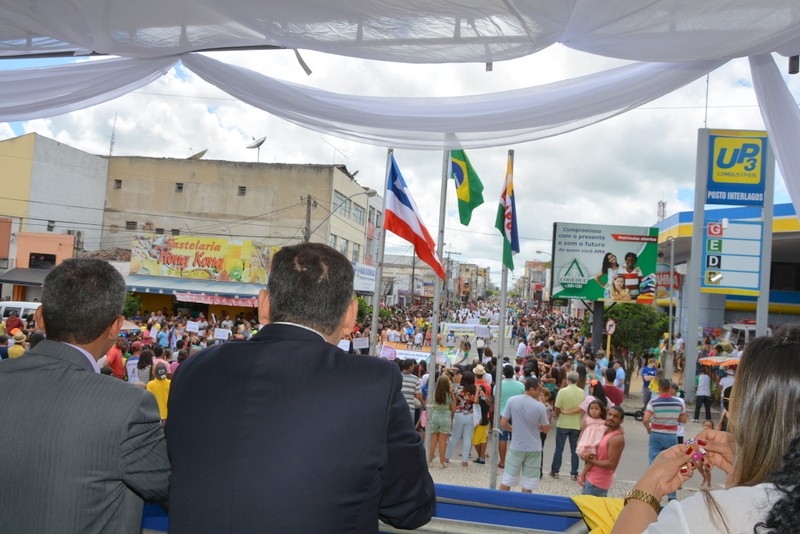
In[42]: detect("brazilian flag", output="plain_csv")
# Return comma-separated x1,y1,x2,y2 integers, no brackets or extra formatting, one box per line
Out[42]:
450,149,484,225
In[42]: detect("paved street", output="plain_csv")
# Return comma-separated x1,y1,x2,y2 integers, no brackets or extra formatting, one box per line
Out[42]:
428,386,726,499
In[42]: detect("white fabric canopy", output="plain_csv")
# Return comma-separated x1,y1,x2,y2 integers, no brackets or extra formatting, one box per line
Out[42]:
1,0,800,214
181,53,725,149
0,56,176,122
1,0,799,63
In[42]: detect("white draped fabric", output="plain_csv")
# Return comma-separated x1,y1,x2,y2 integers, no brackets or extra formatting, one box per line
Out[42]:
750,54,800,215
1,0,799,63
0,56,177,122
181,53,725,149
1,1,800,213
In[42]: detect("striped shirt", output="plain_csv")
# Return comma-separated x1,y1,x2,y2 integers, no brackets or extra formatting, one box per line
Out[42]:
401,372,421,415
646,394,685,434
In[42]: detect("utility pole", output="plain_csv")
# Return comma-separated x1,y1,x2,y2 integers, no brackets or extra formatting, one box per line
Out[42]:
302,195,316,242
444,249,461,308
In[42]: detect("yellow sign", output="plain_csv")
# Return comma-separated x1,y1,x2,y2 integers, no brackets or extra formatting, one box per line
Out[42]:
131,234,274,283
709,130,766,184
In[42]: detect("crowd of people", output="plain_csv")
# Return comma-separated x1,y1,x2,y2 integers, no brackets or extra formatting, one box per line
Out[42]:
3,243,800,532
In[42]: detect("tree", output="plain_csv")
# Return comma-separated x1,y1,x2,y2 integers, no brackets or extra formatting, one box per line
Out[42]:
356,296,370,324
124,293,142,319
605,304,668,395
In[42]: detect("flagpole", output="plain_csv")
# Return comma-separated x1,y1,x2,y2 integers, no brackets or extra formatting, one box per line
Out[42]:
489,264,510,489
370,148,393,356
423,148,450,458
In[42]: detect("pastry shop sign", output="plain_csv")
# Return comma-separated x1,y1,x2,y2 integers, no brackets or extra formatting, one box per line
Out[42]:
130,234,275,283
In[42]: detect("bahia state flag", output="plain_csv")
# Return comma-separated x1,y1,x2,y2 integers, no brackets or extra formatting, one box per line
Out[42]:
384,155,446,280
495,151,520,271
450,149,484,225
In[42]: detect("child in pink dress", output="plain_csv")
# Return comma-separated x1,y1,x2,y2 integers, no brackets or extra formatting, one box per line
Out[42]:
576,400,607,486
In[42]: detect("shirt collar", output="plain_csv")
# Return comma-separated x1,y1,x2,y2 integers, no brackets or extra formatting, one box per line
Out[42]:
66,343,101,373
272,322,327,342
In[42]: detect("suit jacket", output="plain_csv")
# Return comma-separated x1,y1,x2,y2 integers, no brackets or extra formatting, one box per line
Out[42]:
0,339,170,533
166,323,435,533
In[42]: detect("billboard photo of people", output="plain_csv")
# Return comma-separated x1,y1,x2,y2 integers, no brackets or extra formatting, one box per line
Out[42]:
550,223,658,303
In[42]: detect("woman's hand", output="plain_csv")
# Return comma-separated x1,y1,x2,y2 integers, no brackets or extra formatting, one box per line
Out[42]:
695,428,736,481
632,444,698,500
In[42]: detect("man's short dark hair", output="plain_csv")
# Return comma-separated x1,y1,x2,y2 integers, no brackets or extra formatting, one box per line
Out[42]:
503,365,514,379
658,377,671,392
400,359,414,371
267,243,354,336
0,335,7,344
42,258,126,344
524,377,540,391
608,405,625,419
604,367,616,383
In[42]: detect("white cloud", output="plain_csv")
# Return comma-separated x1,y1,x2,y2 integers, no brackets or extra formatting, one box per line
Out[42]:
4,49,798,284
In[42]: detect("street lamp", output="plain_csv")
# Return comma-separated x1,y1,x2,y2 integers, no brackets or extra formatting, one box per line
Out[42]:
304,187,377,242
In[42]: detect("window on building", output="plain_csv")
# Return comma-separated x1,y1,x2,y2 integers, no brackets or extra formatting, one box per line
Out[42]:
113,179,122,189
375,210,382,228
29,253,56,269
770,262,800,291
352,204,365,226
339,238,348,257
238,186,246,196
329,234,337,249
352,243,360,262
155,228,165,235
46,220,55,232
332,191,352,218
368,206,376,224
175,182,184,193
171,228,181,236
126,221,137,230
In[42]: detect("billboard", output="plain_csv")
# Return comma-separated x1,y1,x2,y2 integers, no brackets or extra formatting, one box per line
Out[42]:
551,223,659,302
706,129,767,206
130,234,276,283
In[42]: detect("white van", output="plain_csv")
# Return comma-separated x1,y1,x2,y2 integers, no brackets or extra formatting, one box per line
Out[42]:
722,321,771,346
0,301,41,322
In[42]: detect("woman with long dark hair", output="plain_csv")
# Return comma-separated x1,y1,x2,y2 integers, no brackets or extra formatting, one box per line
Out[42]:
445,370,481,467
612,324,800,533
427,374,456,469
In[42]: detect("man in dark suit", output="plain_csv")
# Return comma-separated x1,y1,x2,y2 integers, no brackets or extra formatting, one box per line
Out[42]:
0,258,170,533
167,243,435,533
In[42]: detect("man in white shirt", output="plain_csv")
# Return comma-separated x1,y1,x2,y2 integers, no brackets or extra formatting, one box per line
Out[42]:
499,378,550,492
516,339,528,359
719,369,735,412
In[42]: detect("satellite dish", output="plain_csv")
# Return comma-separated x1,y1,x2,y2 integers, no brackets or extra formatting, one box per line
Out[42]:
187,149,207,160
247,136,266,149
246,136,267,162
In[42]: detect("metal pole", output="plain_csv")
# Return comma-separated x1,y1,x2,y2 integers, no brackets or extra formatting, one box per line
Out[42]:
370,149,393,355
489,265,509,490
756,142,775,336
424,149,449,460
684,130,709,403
664,236,674,380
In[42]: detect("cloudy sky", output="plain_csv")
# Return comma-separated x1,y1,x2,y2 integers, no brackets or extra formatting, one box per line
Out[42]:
2,46,798,285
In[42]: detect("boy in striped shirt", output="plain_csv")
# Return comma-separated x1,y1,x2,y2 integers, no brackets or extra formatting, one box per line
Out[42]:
643,377,687,500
